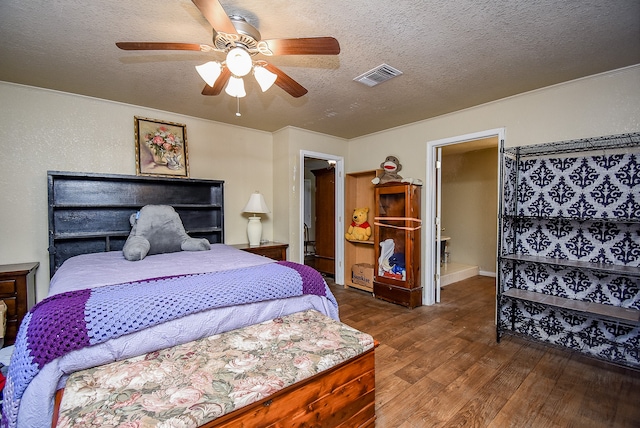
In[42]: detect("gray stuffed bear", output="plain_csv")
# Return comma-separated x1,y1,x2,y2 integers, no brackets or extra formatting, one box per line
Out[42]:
122,205,211,261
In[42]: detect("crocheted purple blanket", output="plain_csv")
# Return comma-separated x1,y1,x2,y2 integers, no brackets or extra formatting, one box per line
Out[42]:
1,261,336,428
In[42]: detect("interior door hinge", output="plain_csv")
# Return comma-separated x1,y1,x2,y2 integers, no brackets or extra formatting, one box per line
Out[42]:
436,160,441,169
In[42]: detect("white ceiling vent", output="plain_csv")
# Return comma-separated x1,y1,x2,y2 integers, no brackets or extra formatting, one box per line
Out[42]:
353,64,403,87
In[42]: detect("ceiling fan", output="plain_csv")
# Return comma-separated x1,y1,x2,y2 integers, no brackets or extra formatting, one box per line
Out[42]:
116,0,340,98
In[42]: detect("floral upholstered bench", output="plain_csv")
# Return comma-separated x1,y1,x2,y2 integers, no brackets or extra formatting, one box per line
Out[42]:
52,309,377,427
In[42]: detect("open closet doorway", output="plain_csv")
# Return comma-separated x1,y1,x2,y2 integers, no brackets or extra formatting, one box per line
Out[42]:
425,128,504,305
300,151,345,284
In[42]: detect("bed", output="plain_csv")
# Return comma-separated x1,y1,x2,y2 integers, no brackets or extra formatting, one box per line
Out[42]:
0,172,375,428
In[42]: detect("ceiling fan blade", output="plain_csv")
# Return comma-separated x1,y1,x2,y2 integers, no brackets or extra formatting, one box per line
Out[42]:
116,42,212,52
262,37,340,56
191,0,237,35
264,63,308,98
202,67,231,95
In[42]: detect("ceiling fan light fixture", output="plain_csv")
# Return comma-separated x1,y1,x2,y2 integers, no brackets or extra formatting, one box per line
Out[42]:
225,76,246,98
195,61,222,87
116,1,341,101
226,47,252,77
253,65,277,92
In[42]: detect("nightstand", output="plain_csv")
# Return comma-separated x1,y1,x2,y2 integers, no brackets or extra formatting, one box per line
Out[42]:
0,262,38,346
232,242,289,261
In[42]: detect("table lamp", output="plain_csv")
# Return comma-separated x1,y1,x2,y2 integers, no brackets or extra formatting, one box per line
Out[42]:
242,191,270,246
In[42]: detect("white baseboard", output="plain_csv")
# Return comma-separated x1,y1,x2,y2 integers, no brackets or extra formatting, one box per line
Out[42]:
441,263,479,286
479,270,496,277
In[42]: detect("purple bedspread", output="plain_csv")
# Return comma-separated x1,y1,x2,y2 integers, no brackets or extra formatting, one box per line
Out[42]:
1,258,337,428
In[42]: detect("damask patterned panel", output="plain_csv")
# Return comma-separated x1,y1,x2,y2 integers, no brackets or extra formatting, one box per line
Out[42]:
518,153,640,220
504,260,640,309
500,300,640,368
501,155,517,216
513,218,640,266
502,151,640,266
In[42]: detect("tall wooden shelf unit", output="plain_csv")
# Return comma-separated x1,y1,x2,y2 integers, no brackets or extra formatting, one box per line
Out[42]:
373,183,422,308
344,170,377,292
497,133,640,369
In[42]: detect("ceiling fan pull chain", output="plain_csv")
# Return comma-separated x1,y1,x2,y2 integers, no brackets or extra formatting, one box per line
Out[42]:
236,96,242,117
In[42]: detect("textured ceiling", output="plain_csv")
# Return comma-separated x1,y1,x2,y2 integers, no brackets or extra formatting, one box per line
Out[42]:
1,0,638,139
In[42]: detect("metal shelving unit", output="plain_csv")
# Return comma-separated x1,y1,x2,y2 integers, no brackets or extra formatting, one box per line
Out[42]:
497,132,640,368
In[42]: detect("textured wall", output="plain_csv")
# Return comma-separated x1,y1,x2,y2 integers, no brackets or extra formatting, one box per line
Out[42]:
347,66,640,303
0,82,272,300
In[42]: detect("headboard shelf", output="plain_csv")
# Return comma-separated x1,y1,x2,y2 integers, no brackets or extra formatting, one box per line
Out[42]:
184,227,224,234
50,203,223,209
52,231,130,240
48,171,225,277
52,226,223,240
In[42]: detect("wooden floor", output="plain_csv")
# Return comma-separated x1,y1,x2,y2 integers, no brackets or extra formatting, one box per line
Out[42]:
328,276,640,428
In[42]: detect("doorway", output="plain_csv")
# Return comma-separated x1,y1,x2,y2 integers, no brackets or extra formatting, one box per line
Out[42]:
300,151,345,284
440,139,499,283
425,128,504,304
304,159,335,274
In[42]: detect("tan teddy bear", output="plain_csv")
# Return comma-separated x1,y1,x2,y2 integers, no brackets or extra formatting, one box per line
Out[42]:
345,207,372,241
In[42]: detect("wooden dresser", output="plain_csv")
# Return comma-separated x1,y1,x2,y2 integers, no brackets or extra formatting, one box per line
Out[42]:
0,262,38,346
232,242,288,261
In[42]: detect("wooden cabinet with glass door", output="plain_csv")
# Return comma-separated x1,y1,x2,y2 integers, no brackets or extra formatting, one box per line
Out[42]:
373,183,422,308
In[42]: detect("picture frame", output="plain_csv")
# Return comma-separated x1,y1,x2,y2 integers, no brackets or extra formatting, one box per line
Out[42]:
135,116,189,178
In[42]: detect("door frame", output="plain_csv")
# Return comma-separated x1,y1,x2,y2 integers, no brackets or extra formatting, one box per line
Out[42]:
424,128,505,305
299,150,345,285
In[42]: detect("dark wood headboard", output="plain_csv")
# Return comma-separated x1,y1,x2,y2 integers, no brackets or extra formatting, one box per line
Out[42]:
47,171,224,277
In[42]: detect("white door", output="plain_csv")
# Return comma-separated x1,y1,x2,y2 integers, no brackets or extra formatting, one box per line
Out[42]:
435,147,443,303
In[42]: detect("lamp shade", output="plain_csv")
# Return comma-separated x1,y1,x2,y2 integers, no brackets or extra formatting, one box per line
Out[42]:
225,76,246,98
242,192,270,214
226,47,252,77
195,61,222,87
253,65,277,92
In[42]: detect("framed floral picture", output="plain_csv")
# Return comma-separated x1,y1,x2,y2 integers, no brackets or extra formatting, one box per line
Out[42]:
135,116,189,178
